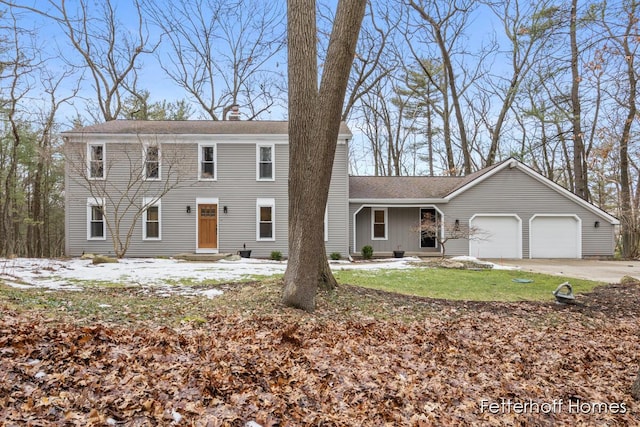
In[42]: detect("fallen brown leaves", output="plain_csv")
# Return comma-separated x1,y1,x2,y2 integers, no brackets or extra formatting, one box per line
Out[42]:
0,282,639,426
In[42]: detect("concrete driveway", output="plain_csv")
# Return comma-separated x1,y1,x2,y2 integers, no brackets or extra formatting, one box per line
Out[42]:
488,259,640,284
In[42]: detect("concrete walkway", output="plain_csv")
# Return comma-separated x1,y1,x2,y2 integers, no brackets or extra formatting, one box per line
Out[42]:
488,259,640,284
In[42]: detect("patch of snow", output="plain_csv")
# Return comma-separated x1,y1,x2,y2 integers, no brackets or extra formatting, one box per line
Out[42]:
450,256,518,270
201,289,223,299
1,255,502,296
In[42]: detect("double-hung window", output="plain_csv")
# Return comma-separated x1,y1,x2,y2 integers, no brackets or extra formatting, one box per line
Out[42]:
143,197,161,240
88,143,105,179
144,145,160,180
372,208,388,240
256,198,275,241
87,197,106,240
257,144,274,181
199,144,216,180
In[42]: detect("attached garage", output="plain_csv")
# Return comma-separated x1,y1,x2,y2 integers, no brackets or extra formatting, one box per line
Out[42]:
349,158,619,259
469,215,522,259
530,215,581,258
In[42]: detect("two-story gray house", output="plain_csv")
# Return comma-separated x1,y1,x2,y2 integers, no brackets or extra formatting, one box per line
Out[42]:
63,120,619,259
63,120,351,259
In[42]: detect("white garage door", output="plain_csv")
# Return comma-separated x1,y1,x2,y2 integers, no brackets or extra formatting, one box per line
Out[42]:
469,215,521,259
530,216,580,258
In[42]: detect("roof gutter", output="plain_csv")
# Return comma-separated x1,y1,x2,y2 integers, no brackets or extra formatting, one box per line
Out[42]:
349,198,448,204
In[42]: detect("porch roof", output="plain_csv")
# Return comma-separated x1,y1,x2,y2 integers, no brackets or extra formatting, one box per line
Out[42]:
349,162,501,200
349,176,462,199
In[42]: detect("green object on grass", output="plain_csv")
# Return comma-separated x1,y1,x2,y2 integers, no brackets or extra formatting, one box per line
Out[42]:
512,278,534,283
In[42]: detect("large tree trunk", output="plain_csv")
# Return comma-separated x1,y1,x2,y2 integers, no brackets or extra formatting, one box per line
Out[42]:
282,0,366,311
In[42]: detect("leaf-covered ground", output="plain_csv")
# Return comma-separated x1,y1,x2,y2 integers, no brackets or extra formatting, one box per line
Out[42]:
0,281,639,426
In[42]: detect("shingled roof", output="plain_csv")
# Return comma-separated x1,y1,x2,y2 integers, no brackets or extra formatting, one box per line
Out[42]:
349,160,506,200
63,120,352,136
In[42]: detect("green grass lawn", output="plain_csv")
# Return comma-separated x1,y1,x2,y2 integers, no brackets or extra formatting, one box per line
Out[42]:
0,265,606,327
333,267,603,301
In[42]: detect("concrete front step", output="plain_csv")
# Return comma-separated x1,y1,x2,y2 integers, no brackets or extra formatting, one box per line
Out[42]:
173,253,235,262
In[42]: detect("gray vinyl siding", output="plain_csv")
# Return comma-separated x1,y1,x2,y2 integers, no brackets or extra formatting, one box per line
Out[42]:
349,166,616,258
326,143,350,258
441,167,616,258
351,206,436,254
65,138,349,258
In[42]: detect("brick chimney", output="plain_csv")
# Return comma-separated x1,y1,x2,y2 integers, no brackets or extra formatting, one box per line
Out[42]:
229,104,240,121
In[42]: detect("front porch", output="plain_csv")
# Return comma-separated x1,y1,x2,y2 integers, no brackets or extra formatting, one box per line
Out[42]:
351,205,445,256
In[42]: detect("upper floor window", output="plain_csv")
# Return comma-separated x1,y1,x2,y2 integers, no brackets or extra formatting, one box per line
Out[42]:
257,144,274,181
87,197,106,240
199,143,217,180
143,197,161,240
88,143,105,179
144,145,160,180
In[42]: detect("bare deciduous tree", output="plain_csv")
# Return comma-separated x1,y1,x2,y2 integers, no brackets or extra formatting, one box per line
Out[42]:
414,212,487,258
142,0,285,120
597,0,639,258
282,0,367,312
478,0,556,167
3,0,159,122
65,139,190,258
407,0,476,174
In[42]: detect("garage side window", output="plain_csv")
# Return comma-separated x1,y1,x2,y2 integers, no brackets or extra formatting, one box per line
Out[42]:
372,208,387,240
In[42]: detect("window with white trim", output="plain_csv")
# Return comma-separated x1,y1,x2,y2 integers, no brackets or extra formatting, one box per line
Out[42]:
143,198,161,240
87,198,106,240
256,198,275,241
257,144,274,180
372,208,388,240
88,143,105,179
144,144,160,180
199,144,216,180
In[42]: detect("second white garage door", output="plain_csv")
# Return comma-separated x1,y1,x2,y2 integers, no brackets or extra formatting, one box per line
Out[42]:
469,215,522,259
530,215,581,258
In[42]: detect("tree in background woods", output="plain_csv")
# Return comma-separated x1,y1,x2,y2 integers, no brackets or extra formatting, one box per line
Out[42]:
121,90,194,121
599,0,639,258
142,0,286,121
0,10,68,257
282,0,366,311
0,0,639,258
